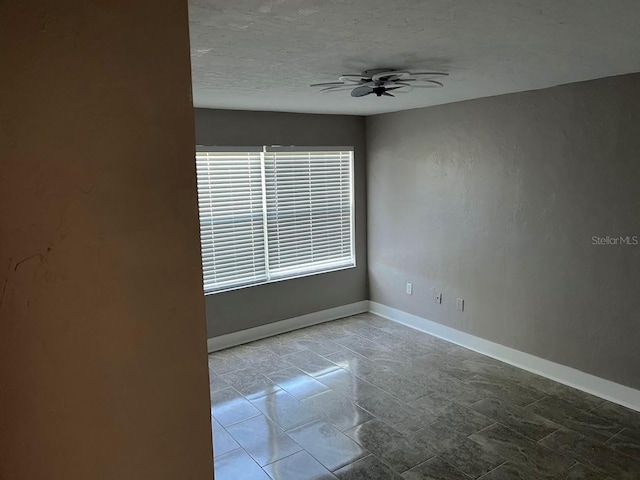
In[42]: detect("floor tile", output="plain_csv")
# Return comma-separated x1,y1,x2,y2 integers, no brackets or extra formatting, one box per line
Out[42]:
356,390,418,426
470,397,560,441
283,350,342,377
591,401,640,431
389,409,436,436
411,422,505,478
212,417,241,457
263,451,337,480
476,462,538,479
365,369,430,402
250,389,319,431
430,395,494,435
334,455,403,479
324,350,392,380
606,428,640,459
539,428,640,480
553,463,615,480
344,324,396,344
209,350,250,375
268,367,330,400
332,334,390,359
295,338,345,356
463,362,605,415
214,448,271,480
408,393,451,418
411,354,476,382
531,381,606,412
463,373,545,408
408,393,492,435
248,352,295,376
468,423,574,478
207,314,632,480
211,387,261,427
221,367,282,399
316,368,384,403
264,336,307,356
375,337,430,358
233,343,273,359
312,321,356,337
209,371,230,393
525,396,620,442
287,419,369,472
303,389,374,431
405,371,484,405
401,456,473,479
226,415,302,466
345,419,434,473
358,313,395,328
365,351,413,372
454,360,546,393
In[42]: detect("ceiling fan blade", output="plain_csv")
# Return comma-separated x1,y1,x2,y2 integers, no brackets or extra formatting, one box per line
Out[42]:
372,70,410,82
319,86,355,93
351,85,373,97
410,80,444,88
409,72,449,79
310,82,347,87
385,86,404,91
382,91,395,97
339,74,365,83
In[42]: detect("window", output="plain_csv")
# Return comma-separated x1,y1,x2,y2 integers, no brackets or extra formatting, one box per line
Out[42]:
196,146,355,293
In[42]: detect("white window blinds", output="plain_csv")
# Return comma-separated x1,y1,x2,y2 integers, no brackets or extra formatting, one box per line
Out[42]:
264,149,353,277
196,147,355,293
196,150,267,292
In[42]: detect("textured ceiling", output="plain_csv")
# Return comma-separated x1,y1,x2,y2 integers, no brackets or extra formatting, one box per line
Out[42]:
189,0,640,115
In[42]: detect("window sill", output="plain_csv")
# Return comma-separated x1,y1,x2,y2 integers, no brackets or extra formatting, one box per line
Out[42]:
203,263,356,296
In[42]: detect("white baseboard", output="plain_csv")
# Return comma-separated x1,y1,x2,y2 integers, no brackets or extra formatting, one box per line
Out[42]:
207,301,369,353
369,301,640,412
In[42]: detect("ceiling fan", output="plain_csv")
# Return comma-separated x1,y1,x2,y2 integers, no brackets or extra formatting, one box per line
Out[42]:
310,69,448,98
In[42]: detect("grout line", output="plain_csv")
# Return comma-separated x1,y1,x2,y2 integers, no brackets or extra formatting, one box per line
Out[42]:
282,416,321,434
536,427,562,445
466,421,498,438
604,429,623,445
585,399,605,414
521,395,548,410
213,444,243,460
330,454,369,474
260,448,302,468
476,460,508,479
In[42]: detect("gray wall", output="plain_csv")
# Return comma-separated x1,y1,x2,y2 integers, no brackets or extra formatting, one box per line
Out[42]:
366,74,640,389
194,109,368,337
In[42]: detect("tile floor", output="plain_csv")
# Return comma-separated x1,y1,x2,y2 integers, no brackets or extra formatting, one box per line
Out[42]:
208,313,640,479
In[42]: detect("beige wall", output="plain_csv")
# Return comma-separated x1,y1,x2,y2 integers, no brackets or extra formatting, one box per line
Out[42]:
194,109,368,338
0,2,213,479
367,74,640,389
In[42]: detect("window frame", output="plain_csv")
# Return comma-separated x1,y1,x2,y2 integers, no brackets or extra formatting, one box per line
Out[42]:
195,145,356,295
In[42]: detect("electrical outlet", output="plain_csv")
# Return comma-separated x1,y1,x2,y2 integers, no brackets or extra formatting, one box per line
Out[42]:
457,298,464,311
435,293,442,304
405,282,413,295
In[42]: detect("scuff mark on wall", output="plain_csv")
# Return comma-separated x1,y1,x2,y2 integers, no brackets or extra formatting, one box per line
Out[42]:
0,272,8,309
14,253,45,272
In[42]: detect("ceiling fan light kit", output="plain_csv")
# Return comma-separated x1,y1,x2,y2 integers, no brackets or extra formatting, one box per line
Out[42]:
310,69,448,98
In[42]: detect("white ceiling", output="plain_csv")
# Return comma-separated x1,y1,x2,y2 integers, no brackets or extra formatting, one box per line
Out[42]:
189,0,640,116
